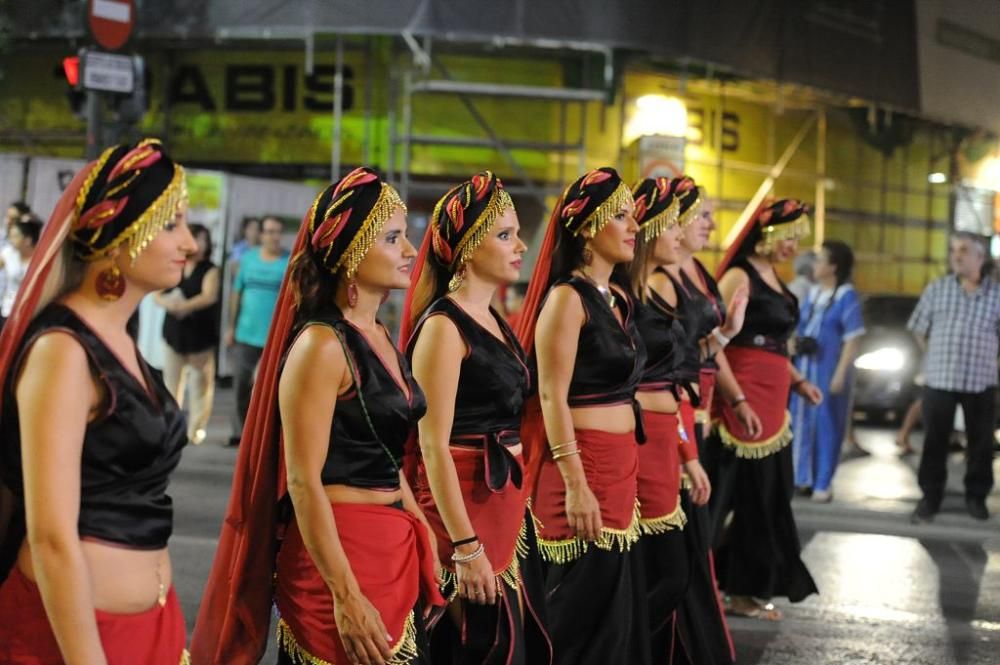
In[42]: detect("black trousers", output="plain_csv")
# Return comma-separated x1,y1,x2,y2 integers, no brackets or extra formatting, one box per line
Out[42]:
230,342,263,439
919,386,996,506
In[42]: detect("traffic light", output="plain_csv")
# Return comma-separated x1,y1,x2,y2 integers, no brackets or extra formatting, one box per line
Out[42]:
58,54,86,116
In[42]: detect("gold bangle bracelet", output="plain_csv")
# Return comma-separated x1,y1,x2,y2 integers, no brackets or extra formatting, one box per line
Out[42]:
549,440,578,452
552,449,581,461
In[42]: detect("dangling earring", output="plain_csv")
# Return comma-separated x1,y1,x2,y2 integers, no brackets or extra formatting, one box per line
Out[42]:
96,264,125,301
582,244,594,266
448,265,467,293
347,278,359,308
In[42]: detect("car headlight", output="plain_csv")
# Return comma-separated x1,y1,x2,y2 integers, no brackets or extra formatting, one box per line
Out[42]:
854,347,906,372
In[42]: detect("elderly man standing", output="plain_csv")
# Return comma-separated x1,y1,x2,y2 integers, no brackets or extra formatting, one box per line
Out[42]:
908,231,1000,522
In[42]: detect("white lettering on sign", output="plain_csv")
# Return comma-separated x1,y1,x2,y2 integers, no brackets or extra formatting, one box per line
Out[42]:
92,0,131,23
83,51,135,93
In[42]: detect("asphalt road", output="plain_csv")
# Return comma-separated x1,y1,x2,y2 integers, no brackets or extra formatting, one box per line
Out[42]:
171,390,1000,664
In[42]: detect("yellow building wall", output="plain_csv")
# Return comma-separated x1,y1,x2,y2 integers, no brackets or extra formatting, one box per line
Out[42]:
0,47,981,295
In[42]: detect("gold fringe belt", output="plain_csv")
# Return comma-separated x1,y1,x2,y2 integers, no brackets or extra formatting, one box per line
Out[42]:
639,503,687,535
439,510,536,602
276,612,419,665
717,411,793,459
535,502,642,565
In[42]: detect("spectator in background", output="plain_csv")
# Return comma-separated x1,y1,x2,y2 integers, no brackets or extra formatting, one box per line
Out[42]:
787,249,817,304
228,216,261,271
156,223,221,445
790,241,865,502
4,201,30,232
226,215,288,446
0,216,42,329
908,231,1000,522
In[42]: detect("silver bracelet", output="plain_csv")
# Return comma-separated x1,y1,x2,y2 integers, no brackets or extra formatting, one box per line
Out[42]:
711,327,731,348
451,543,485,564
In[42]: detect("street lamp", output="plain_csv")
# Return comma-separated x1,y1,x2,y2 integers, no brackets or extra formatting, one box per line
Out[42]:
623,94,688,145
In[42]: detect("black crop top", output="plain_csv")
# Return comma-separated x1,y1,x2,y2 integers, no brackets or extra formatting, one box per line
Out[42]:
407,298,531,437
0,304,187,578
407,297,531,490
635,290,687,392
294,311,426,490
552,277,646,408
727,256,799,356
668,260,727,378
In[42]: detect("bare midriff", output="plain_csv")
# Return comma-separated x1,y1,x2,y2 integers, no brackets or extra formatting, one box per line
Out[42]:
17,539,171,614
635,390,679,415
569,402,635,434
323,484,404,506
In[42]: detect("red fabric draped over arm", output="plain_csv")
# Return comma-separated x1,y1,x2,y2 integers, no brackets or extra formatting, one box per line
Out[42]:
188,213,313,665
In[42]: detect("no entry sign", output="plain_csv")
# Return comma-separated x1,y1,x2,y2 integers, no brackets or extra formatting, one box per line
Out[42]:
88,0,134,51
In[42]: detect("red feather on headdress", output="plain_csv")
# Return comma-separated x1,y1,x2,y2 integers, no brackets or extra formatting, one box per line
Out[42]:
446,193,465,234
655,177,671,202
311,209,352,249
581,169,612,187
333,168,378,197
633,193,650,223
107,144,161,181
75,197,129,231
432,224,453,264
472,172,491,201
561,196,590,220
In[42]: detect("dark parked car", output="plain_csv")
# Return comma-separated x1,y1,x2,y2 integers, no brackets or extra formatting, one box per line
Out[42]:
852,294,921,423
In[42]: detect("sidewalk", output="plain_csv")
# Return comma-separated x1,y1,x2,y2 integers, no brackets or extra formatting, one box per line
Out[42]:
792,427,1000,543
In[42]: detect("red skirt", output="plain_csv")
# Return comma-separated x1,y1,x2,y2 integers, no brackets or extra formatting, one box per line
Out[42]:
0,565,188,665
715,346,792,458
636,411,685,533
678,399,699,464
415,444,527,589
697,367,718,421
274,503,445,664
532,428,640,564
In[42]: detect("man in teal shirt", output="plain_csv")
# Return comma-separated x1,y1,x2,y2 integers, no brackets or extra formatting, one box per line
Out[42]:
226,215,289,446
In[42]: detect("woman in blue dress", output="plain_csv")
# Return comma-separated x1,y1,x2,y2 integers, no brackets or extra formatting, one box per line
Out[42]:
790,240,865,501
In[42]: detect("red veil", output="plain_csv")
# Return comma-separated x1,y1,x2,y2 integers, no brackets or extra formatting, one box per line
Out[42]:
189,210,314,664
397,222,436,484
512,195,566,495
0,167,92,412
714,198,772,281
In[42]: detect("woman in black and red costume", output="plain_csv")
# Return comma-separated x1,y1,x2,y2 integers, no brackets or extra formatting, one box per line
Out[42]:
516,167,650,665
624,176,692,663
399,171,552,665
0,139,194,664
711,198,821,621
659,178,748,664
632,177,746,664
190,167,445,665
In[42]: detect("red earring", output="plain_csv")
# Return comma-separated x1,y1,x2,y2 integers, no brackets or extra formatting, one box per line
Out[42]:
347,279,359,308
96,265,125,301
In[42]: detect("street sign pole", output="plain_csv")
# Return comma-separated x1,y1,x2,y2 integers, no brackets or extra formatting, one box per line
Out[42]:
85,89,102,160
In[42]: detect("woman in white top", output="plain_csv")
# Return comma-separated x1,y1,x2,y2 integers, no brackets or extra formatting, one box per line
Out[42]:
0,217,41,326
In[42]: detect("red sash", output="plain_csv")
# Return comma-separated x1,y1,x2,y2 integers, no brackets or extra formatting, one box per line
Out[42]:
636,411,685,532
698,368,718,417
715,346,792,458
274,503,445,663
531,428,640,564
415,444,527,584
678,400,699,464
0,566,187,665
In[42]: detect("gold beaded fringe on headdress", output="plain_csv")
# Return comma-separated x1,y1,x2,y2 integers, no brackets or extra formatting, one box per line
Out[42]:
639,196,681,242
331,182,406,278
756,214,811,256
568,180,633,238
